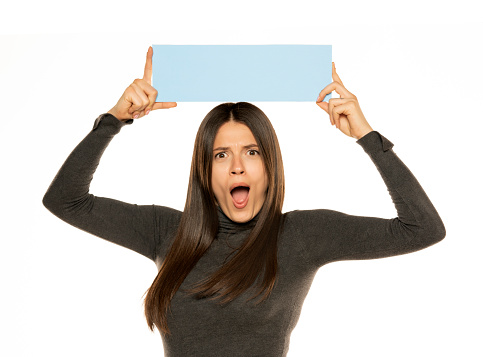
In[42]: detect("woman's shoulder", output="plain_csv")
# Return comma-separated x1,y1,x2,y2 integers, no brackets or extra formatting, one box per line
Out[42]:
152,205,183,237
282,208,336,226
153,204,183,216
280,208,346,239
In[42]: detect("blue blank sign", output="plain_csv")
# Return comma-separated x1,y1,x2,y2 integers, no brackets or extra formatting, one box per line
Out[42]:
152,45,332,102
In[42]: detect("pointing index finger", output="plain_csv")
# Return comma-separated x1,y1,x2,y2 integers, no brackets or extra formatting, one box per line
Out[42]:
143,46,153,84
332,62,344,86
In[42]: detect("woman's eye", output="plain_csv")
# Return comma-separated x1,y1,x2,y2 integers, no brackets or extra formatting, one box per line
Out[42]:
215,150,259,159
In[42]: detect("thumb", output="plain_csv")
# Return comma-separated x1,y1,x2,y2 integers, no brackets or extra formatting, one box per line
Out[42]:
152,102,178,110
316,101,328,113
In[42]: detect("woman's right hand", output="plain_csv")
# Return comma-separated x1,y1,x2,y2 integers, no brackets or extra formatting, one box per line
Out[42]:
108,46,177,121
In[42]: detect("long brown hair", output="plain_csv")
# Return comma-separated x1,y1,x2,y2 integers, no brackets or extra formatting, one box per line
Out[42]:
143,102,285,335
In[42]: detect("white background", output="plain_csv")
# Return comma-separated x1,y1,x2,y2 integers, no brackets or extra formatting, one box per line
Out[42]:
1,1,482,356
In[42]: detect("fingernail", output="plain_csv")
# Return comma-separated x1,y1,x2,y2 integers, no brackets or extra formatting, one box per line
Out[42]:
317,95,321,102
133,114,139,119
145,109,150,115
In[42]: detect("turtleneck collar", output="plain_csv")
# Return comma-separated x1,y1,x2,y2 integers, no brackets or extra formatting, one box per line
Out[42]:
216,204,260,234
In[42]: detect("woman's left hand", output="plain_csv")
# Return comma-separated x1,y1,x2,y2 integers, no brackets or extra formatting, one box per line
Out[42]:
316,63,373,140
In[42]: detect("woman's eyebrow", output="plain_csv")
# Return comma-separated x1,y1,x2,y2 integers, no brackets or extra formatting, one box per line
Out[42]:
213,144,259,151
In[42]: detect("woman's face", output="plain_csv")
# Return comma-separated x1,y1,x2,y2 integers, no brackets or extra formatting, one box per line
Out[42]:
211,121,268,223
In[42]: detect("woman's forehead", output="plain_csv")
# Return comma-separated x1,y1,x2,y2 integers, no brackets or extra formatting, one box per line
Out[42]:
213,122,256,147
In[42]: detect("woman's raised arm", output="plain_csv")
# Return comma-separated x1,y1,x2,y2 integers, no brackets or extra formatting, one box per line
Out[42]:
285,130,446,269
286,64,446,269
42,47,181,263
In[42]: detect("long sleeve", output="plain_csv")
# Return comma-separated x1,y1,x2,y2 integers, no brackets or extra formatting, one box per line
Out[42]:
42,113,181,262
286,130,446,270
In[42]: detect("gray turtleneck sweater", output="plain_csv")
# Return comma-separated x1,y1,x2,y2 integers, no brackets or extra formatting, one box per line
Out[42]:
42,113,446,357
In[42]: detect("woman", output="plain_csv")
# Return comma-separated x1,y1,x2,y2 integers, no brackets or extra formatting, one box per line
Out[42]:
43,46,446,356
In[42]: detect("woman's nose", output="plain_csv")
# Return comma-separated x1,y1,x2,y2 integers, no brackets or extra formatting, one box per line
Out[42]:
230,156,245,174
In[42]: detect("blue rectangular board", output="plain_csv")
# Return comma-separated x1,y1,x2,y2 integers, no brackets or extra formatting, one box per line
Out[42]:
151,45,332,102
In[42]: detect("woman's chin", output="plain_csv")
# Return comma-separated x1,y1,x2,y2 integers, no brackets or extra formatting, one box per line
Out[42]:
227,204,259,223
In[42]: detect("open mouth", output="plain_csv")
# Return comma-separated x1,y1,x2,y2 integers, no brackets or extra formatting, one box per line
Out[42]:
230,186,250,209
